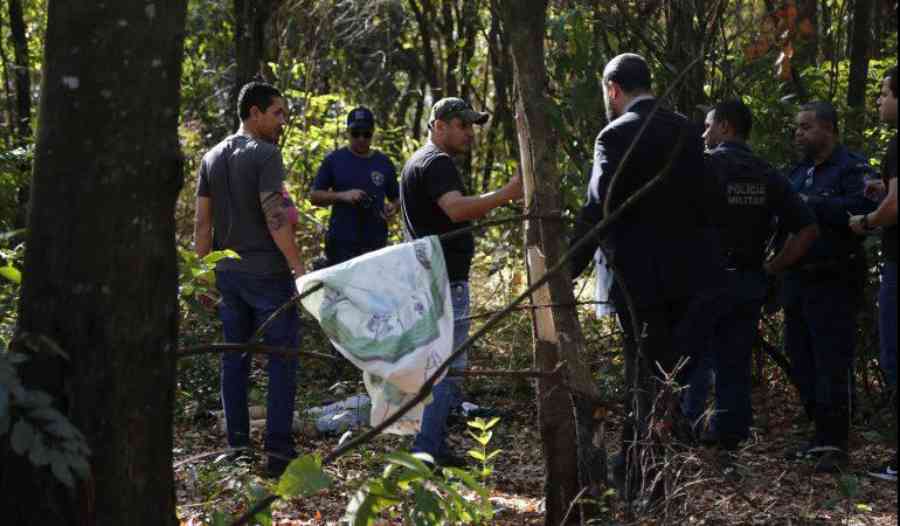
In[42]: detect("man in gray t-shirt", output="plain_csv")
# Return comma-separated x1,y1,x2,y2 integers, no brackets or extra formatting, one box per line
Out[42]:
196,134,294,275
193,82,305,479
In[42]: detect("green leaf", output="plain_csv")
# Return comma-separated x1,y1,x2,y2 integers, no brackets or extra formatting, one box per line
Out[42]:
411,484,443,525
485,449,503,462
10,419,35,455
467,418,487,431
27,432,50,467
0,266,21,284
385,451,433,476
202,250,241,265
275,455,332,498
68,453,90,479
856,503,873,512
51,458,75,488
211,511,229,526
475,431,493,447
839,475,860,498
467,449,486,462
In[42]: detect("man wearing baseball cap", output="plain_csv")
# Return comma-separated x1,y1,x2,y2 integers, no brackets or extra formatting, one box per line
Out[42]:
400,97,523,467
311,106,400,265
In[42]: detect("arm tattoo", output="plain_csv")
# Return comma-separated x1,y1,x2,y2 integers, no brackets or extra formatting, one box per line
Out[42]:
260,192,287,231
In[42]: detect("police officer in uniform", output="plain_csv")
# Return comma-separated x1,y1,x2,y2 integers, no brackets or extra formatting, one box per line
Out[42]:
783,101,877,473
684,100,819,451
311,107,400,265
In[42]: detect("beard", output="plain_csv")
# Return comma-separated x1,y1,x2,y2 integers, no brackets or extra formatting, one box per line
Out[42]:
604,93,618,122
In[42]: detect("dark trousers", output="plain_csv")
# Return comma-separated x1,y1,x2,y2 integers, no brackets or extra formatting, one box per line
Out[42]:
784,274,857,451
216,271,300,458
616,293,719,484
683,270,766,447
325,240,385,266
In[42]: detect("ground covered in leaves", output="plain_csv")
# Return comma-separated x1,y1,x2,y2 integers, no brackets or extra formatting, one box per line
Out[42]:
174,271,898,525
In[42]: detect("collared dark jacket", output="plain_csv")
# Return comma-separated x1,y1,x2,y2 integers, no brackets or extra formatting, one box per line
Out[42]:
570,99,727,308
784,145,876,266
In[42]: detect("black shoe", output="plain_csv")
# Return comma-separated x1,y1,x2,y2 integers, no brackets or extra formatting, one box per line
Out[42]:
784,441,818,461
265,453,297,479
814,451,848,474
699,429,721,447
434,451,468,469
215,446,257,464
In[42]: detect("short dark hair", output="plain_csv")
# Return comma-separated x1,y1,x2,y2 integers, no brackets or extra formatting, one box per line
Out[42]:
800,101,839,136
886,66,898,98
713,99,754,139
237,82,282,121
603,53,652,94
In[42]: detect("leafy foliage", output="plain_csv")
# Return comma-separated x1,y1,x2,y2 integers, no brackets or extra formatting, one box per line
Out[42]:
342,451,494,525
0,343,91,489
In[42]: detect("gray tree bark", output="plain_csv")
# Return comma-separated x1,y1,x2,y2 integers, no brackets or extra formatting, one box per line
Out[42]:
499,1,607,523
0,1,186,524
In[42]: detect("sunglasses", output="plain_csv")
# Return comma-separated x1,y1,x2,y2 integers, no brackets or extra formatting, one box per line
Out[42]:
350,130,373,139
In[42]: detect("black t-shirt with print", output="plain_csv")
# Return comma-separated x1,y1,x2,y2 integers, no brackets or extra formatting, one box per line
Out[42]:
400,142,475,282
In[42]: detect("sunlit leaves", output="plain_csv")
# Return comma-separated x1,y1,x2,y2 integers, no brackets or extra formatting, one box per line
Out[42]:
275,455,332,499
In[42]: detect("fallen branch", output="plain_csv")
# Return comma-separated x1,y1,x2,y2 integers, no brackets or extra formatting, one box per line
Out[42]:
177,343,339,362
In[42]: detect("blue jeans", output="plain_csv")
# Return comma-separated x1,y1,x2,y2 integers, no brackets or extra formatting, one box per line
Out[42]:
413,281,470,458
683,270,765,446
880,262,898,390
216,271,300,458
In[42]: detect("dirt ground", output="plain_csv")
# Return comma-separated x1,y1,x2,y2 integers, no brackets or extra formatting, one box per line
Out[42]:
173,340,898,525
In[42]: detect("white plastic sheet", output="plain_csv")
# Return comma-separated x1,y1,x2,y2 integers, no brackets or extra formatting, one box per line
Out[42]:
295,236,454,435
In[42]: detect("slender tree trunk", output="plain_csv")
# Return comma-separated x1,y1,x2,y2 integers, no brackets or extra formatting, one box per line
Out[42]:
846,0,874,149
7,0,30,142
232,0,270,129
6,0,31,228
408,0,442,97
500,1,607,523
667,0,706,120
0,36,13,149
0,1,186,524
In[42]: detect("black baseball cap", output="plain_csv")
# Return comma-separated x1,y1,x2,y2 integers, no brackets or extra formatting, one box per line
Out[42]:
347,107,375,130
429,98,490,127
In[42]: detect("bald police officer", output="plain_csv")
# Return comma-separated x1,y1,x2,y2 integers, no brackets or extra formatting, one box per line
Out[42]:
783,101,877,473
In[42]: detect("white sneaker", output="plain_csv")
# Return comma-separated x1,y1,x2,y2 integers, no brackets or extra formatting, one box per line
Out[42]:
867,463,898,482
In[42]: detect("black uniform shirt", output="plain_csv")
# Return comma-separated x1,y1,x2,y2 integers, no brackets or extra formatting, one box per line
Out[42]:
707,141,815,268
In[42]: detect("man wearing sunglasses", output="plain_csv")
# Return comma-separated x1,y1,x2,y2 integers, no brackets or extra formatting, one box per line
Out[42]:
311,107,400,265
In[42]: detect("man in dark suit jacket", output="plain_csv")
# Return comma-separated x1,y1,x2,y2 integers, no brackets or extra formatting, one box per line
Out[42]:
569,53,727,498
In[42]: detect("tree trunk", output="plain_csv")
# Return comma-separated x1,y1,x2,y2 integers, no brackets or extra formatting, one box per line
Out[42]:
7,0,30,142
408,0,442,97
499,1,607,524
846,0,873,149
232,0,270,129
6,0,32,229
667,0,707,120
0,1,186,524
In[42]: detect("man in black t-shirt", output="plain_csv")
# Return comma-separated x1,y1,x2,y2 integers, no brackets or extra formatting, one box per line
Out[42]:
400,97,522,467
850,66,898,482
